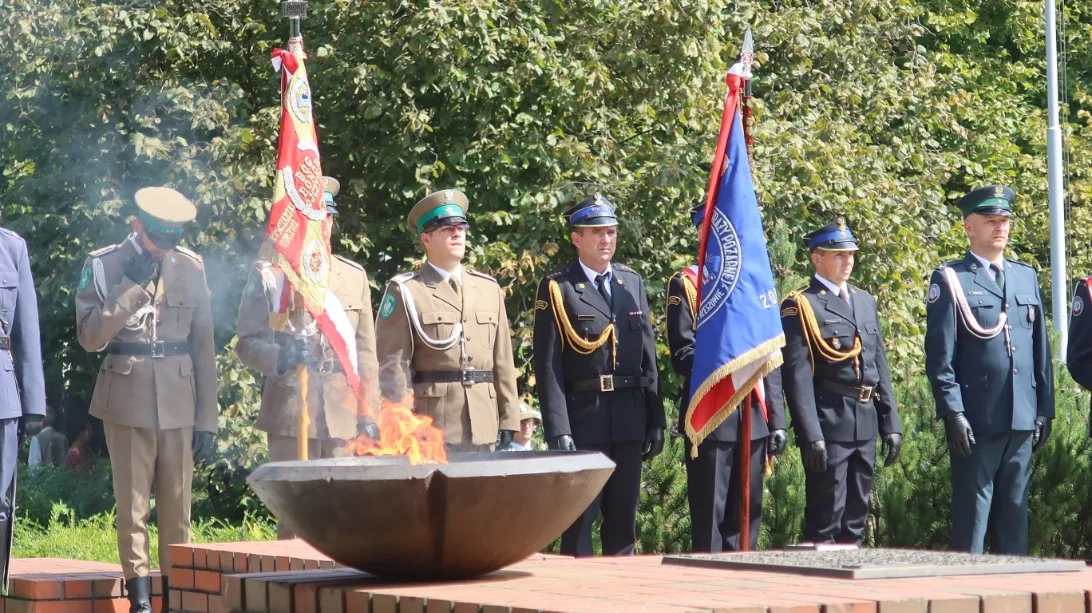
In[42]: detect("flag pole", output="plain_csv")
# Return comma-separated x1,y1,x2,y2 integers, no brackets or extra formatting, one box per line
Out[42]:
737,28,755,553
283,0,311,461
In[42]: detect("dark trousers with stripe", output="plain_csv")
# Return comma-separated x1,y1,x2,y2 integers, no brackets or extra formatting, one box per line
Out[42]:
686,437,767,552
560,441,642,556
803,439,875,544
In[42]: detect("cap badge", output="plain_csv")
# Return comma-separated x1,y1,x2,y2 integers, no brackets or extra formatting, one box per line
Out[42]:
444,190,455,205
995,186,1004,197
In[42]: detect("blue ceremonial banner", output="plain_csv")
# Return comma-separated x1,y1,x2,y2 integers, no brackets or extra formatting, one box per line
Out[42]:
685,69,785,448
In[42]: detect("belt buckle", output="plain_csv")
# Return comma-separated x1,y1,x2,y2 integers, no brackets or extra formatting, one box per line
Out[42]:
461,368,476,387
151,341,165,359
858,386,874,403
599,374,615,392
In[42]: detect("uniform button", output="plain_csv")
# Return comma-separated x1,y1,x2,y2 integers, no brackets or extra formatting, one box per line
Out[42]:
463,319,468,323
1005,303,1010,309
465,336,471,341
1014,369,1019,374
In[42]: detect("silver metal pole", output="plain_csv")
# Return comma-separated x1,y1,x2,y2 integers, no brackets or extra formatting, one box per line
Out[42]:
1045,0,1067,357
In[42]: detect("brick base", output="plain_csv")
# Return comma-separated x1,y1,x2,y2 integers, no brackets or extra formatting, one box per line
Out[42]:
220,554,1092,613
167,541,332,613
3,559,162,613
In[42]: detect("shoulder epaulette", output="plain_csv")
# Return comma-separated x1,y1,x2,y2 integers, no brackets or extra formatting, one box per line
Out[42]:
334,254,365,271
545,270,564,280
612,263,636,274
173,246,203,262
89,244,120,258
467,269,496,282
388,272,415,285
0,228,21,241
1008,259,1034,270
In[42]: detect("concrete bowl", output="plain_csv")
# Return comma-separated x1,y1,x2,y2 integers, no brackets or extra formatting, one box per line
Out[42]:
247,450,615,579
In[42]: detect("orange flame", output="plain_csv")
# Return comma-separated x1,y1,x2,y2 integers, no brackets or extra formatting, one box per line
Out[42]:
344,394,448,465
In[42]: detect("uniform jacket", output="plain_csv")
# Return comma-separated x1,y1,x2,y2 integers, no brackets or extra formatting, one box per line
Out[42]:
533,261,665,445
235,255,381,440
925,253,1053,433
0,228,45,420
780,277,900,444
666,267,785,442
374,263,520,446
75,237,217,432
1066,276,1092,434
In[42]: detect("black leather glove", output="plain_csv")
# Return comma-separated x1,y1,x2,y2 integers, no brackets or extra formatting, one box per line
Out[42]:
944,414,975,458
1033,416,1052,451
277,339,309,376
642,427,665,461
548,434,576,451
769,429,788,456
358,421,380,441
122,252,158,286
192,431,215,464
801,440,828,473
881,432,902,467
496,430,516,451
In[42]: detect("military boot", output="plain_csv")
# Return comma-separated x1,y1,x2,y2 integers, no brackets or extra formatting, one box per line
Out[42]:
125,577,152,613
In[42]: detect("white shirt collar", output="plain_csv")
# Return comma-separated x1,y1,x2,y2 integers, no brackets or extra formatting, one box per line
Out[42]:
427,260,462,284
579,260,612,286
814,273,849,299
128,233,144,255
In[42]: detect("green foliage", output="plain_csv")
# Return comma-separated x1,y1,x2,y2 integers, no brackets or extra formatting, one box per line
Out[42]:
16,462,116,526
13,502,275,564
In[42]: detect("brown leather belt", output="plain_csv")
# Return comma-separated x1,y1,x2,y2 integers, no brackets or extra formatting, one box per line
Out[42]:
413,369,494,387
107,341,190,358
818,379,874,403
568,375,653,393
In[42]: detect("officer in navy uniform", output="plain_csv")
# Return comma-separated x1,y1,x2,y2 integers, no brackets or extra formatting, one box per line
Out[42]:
533,194,665,556
667,201,787,552
1066,277,1092,431
925,185,1053,555
779,220,902,545
0,226,46,587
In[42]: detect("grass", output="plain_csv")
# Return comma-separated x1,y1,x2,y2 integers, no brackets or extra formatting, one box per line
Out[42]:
13,503,277,565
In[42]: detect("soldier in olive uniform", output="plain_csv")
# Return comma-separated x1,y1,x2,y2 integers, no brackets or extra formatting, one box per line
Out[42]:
75,188,217,613
236,177,381,537
667,202,787,552
374,189,521,451
1066,277,1092,430
780,221,902,545
533,195,665,556
925,186,1053,555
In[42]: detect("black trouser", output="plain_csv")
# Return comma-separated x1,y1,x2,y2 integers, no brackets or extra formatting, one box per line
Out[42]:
803,439,875,544
685,437,767,552
560,441,642,556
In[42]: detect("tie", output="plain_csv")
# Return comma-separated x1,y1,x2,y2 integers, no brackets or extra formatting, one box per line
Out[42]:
991,264,1006,294
839,289,851,310
449,277,461,300
595,273,612,308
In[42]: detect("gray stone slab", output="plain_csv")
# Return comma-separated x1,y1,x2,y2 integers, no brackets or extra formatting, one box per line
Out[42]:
661,549,1088,579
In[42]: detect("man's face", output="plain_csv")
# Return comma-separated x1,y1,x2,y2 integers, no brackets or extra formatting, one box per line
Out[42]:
130,218,173,260
420,222,469,262
964,213,1011,253
571,226,617,267
517,418,537,444
811,249,856,285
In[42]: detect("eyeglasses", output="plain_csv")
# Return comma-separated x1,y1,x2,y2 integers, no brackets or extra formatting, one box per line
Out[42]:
431,223,470,237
